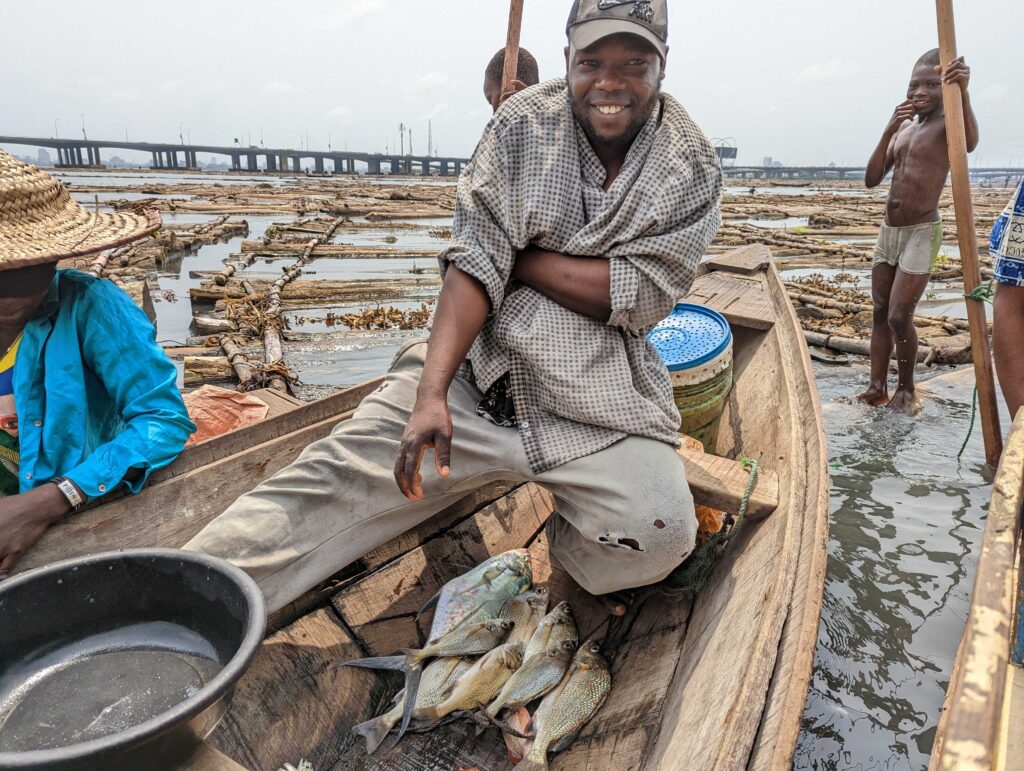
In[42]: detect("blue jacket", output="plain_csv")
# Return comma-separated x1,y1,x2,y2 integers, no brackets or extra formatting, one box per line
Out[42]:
14,270,195,498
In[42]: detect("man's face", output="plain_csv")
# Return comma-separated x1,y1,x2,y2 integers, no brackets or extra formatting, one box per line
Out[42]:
907,62,943,117
0,264,54,327
566,33,665,151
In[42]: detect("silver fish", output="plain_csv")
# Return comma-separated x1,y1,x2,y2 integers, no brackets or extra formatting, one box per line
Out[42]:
341,618,514,741
483,639,575,720
351,656,471,753
421,549,533,642
513,640,612,771
500,587,550,646
524,601,578,661
411,642,524,729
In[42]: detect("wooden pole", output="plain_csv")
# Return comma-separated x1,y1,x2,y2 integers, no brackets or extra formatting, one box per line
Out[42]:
500,0,525,100
935,0,1002,466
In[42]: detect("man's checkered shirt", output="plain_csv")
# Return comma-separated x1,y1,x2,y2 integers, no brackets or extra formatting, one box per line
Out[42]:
438,79,722,473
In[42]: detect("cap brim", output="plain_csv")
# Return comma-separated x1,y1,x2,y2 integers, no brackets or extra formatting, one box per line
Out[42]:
568,18,666,60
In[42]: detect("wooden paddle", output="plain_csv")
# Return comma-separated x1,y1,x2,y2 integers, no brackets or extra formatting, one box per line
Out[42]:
935,0,1003,467
500,0,526,103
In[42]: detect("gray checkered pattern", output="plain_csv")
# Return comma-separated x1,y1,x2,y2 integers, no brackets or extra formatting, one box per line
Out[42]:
438,78,722,473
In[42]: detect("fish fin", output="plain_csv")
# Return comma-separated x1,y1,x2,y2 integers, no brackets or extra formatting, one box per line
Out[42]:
549,729,583,755
351,712,399,755
339,655,407,671
512,756,548,771
400,647,429,670
416,588,442,621
395,665,424,741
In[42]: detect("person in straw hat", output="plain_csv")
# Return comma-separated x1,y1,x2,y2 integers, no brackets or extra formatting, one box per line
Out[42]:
0,150,195,577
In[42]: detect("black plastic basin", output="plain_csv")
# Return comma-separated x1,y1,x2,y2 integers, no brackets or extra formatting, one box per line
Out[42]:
0,549,265,770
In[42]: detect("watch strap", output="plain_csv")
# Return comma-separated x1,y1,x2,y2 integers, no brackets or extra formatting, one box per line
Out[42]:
52,477,84,510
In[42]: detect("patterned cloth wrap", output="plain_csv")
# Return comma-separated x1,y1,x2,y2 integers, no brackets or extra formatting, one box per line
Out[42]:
991,179,1024,287
0,334,20,497
440,78,722,472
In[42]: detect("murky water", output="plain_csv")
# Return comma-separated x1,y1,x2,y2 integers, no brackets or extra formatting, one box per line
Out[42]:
74,171,1001,768
796,363,1006,770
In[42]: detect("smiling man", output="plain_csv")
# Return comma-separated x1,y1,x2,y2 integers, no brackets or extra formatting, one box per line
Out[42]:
187,0,722,615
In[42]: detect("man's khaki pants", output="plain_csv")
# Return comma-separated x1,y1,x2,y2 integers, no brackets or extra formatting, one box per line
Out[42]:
185,341,697,613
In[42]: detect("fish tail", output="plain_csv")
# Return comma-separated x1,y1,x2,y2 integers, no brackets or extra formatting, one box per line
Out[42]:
339,655,407,672
408,704,440,731
512,753,548,771
395,665,424,741
351,711,399,755
401,647,429,670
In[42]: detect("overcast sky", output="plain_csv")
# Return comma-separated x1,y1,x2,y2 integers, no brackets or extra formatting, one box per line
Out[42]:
3,0,1022,167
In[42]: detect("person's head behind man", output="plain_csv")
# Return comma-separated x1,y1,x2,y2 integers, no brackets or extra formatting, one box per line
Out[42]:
907,48,943,118
564,0,668,162
484,47,540,113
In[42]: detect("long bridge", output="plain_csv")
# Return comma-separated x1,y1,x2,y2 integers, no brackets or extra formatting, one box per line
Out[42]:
723,164,1024,182
0,135,470,176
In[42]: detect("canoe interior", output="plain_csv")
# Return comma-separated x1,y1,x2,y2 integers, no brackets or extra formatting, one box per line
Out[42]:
198,245,829,771
8,245,826,770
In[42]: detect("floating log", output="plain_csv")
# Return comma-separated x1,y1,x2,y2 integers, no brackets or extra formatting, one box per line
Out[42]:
220,337,255,387
193,316,235,335
184,356,235,387
239,240,435,258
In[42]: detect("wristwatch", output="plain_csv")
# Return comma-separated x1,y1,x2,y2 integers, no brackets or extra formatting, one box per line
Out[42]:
51,476,85,511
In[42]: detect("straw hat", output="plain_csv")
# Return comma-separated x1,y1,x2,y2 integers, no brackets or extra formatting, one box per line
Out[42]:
0,149,160,270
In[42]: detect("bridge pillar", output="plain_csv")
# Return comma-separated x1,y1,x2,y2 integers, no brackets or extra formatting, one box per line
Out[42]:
314,157,324,174
230,153,241,171
247,153,257,171
278,154,287,172
421,159,431,176
93,147,102,166
331,156,344,174
74,147,83,166
265,154,276,171
291,156,301,173
348,158,355,173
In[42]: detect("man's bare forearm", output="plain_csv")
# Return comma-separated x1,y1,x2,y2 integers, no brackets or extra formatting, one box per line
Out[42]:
865,132,895,188
962,92,980,152
418,266,491,400
513,247,612,321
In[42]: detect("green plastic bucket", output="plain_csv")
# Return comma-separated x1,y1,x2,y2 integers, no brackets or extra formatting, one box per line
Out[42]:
649,304,734,453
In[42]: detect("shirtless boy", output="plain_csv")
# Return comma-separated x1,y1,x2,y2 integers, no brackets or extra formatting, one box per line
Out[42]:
858,49,978,412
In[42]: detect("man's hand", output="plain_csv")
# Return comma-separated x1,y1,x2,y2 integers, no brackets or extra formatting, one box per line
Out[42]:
886,100,915,134
499,80,529,108
0,484,72,578
394,394,453,501
938,56,970,91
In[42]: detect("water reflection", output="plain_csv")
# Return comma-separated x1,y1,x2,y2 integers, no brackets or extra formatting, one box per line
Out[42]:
796,364,1000,769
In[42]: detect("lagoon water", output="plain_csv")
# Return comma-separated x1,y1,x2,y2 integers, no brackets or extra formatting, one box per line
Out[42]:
66,170,998,769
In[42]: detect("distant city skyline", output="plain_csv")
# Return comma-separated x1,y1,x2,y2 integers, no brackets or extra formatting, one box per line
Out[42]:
2,0,1022,168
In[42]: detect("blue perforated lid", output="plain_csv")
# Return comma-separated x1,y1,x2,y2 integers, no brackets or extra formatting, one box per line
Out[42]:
648,303,732,371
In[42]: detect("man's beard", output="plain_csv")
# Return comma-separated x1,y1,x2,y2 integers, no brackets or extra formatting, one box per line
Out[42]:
574,84,661,151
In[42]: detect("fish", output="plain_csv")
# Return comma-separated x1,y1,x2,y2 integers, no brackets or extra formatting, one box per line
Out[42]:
341,618,515,741
500,587,550,646
512,640,612,771
421,549,533,642
524,601,578,661
481,640,576,721
351,656,472,754
410,642,524,730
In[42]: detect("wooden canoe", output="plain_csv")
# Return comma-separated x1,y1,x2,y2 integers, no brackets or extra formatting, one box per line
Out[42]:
929,409,1024,771
16,244,829,770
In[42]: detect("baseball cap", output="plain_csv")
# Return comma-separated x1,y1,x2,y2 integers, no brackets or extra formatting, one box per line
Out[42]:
566,0,668,61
